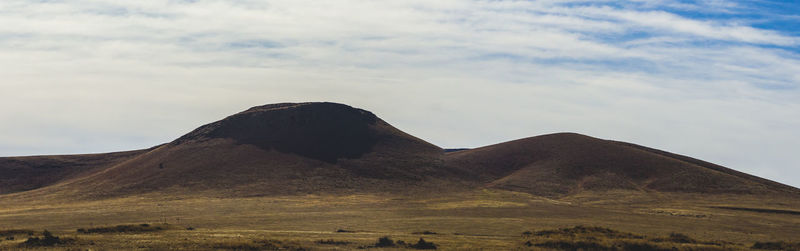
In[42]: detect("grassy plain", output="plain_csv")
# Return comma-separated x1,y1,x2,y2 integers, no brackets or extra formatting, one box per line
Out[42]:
1,189,799,250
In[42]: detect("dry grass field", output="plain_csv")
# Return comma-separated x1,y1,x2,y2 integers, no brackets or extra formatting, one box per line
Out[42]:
1,189,799,250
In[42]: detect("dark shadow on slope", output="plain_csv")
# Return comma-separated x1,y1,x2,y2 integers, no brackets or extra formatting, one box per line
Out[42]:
175,102,380,164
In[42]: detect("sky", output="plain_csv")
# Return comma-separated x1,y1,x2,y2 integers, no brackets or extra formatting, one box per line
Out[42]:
1,0,799,187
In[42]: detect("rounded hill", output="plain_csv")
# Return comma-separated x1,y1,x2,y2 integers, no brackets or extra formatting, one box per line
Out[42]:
445,133,799,197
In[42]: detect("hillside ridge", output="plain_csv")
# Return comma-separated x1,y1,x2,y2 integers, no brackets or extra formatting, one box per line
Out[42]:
1,102,797,199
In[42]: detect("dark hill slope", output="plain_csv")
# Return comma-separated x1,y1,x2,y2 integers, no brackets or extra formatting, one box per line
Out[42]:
0,150,147,195
445,133,800,197
174,102,387,163
19,102,456,199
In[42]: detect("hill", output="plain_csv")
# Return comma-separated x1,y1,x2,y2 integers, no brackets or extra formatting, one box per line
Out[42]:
1,102,797,200
5,102,460,199
445,133,799,197
1,102,799,250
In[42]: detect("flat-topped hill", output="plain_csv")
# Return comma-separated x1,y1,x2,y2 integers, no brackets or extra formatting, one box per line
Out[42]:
1,102,796,200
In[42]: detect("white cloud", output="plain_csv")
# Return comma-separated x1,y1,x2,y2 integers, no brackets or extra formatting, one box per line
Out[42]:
1,0,799,187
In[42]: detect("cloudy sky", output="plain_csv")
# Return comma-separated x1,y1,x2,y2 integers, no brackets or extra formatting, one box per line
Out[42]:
1,0,799,187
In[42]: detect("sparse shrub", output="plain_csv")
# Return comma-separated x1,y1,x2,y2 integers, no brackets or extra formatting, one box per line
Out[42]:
397,240,406,246
316,239,350,245
409,238,437,249
413,231,437,235
212,240,274,251
375,236,395,247
0,229,35,237
522,230,533,237
210,239,307,251
752,241,799,250
186,226,195,230
534,240,611,251
649,232,698,244
336,229,355,233
521,226,744,251
667,232,695,243
77,223,167,234
619,242,673,251
533,226,644,239
20,230,72,247
255,240,307,251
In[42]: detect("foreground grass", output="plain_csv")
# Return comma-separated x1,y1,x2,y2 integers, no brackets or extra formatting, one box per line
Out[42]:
0,190,798,249
2,225,798,250
521,226,745,250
